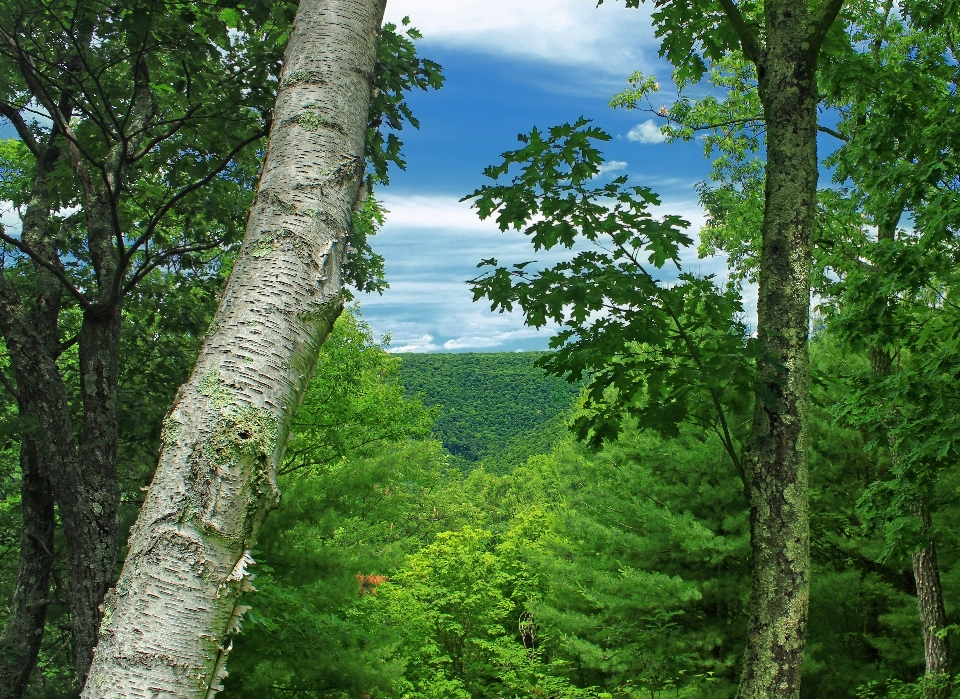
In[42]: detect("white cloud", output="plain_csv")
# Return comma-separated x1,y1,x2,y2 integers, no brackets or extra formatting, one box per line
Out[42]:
442,326,551,351
389,334,440,353
384,0,659,76
627,120,665,144
596,160,628,176
378,194,495,233
359,191,759,352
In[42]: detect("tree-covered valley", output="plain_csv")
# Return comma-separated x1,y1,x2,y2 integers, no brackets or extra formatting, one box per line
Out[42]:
212,310,959,699
1,0,959,696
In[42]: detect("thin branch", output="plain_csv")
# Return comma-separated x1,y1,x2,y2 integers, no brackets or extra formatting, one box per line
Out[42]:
0,230,89,307
716,0,765,66
123,240,223,294
57,333,79,357
130,108,199,162
617,242,747,486
0,102,41,156
27,532,53,558
122,128,266,267
818,124,849,141
0,367,20,401
0,25,96,203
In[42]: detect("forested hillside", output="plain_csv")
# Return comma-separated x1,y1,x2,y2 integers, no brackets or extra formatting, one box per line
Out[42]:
397,353,581,471
218,312,958,699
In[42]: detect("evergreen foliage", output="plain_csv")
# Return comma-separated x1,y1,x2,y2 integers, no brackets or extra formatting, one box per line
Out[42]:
220,311,958,698
396,352,581,471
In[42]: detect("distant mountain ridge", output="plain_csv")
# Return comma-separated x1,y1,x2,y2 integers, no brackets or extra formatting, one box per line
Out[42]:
396,352,581,471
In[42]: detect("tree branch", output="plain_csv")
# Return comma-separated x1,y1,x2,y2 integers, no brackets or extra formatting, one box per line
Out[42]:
0,25,96,203
817,124,849,141
123,240,224,295
122,128,266,267
0,230,89,307
129,107,200,162
57,333,79,357
0,366,20,401
0,102,41,156
716,0,765,66
808,0,846,58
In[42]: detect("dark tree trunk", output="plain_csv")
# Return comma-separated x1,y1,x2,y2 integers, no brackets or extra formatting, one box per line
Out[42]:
59,304,123,682
738,0,819,696
0,436,55,699
0,296,83,697
0,133,69,699
870,211,951,698
914,509,951,699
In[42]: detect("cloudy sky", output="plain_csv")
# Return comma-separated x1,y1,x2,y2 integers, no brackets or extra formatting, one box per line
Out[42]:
0,1,737,353
364,0,731,353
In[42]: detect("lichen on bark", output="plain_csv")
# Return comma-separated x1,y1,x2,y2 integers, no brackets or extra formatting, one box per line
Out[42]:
80,0,387,695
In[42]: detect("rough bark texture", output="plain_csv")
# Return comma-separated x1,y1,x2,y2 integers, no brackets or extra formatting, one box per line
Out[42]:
80,0,385,694
57,54,152,686
0,436,55,699
0,296,83,697
0,20,129,687
63,304,123,680
0,133,73,699
737,0,819,696
914,510,952,699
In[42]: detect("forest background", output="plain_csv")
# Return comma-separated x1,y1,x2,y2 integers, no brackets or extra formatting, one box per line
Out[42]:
0,0,959,697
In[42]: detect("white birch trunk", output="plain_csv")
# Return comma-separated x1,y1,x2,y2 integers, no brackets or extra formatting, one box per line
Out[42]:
80,0,387,694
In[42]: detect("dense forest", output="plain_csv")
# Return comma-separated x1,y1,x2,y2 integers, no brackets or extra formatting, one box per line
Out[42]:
1,0,959,696
397,353,581,471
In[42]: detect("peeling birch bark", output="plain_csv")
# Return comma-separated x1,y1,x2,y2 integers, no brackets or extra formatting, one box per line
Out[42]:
80,0,386,694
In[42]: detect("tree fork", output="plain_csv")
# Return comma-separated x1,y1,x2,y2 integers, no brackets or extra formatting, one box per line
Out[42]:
80,0,386,695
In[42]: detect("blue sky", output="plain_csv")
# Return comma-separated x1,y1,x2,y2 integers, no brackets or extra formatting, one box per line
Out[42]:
0,0,742,353
366,0,732,352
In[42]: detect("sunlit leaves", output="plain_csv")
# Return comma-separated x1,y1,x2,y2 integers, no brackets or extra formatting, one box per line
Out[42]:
465,120,754,460
366,18,445,185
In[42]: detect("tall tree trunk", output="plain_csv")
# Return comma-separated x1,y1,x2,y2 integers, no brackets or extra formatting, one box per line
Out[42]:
80,0,385,694
738,0,819,696
914,508,951,699
0,133,72,698
0,435,55,699
0,294,83,698
56,50,152,687
59,304,122,683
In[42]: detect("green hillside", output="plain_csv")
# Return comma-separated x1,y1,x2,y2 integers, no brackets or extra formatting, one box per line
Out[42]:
396,352,581,470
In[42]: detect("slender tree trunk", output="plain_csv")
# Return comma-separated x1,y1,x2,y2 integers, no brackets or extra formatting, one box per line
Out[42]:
0,435,55,699
80,0,385,694
914,508,952,699
869,210,951,698
58,304,122,683
737,1,819,696
0,134,73,699
56,52,153,687
0,296,83,698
